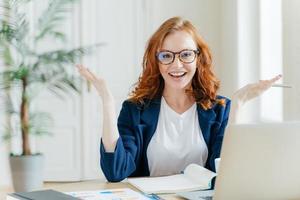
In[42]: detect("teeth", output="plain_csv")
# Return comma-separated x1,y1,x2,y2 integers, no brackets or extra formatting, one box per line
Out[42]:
169,72,185,76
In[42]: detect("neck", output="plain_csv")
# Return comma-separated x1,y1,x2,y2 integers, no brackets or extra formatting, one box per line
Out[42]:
162,87,195,112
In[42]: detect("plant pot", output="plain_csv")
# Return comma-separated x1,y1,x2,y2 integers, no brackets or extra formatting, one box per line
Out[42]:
9,154,44,192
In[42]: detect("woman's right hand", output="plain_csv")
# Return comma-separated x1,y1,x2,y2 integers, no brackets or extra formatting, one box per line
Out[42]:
76,64,113,100
77,64,119,152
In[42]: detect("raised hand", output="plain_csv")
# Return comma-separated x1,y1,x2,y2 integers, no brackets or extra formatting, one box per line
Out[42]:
76,64,119,152
233,74,282,105
229,74,282,124
76,64,113,101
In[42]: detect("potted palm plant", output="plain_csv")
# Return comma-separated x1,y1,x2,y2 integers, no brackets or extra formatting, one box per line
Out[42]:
0,0,95,192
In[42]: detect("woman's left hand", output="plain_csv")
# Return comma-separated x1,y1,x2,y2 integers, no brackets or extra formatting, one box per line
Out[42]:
229,74,282,124
232,74,282,105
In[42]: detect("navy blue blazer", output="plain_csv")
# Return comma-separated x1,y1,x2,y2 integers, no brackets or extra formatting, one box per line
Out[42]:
100,96,231,182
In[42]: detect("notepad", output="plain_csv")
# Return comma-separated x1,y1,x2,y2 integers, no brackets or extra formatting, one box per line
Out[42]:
128,164,216,194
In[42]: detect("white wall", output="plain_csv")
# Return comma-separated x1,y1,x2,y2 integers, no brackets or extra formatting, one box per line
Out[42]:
218,0,238,97
260,0,282,122
282,0,300,121
78,0,141,180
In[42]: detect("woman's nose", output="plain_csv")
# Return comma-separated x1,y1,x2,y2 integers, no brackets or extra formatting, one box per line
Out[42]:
171,55,184,68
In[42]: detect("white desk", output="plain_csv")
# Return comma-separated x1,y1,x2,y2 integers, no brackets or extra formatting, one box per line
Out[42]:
0,179,185,200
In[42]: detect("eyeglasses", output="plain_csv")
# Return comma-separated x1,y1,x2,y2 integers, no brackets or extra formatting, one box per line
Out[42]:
156,49,200,65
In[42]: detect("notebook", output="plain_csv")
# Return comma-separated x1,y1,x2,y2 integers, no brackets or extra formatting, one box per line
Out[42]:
128,163,216,194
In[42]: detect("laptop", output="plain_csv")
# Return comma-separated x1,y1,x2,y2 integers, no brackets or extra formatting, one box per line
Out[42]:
178,122,300,200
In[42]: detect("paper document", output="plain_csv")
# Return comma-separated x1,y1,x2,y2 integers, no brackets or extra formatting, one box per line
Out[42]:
128,164,216,194
66,188,151,200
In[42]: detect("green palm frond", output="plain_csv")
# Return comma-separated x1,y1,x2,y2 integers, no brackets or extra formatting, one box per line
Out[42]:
0,22,16,42
0,45,13,65
27,73,81,100
1,123,15,141
0,20,15,64
0,93,6,112
13,14,28,41
35,0,78,42
0,65,28,82
0,0,29,41
0,71,17,90
1,93,18,115
37,47,86,66
29,112,53,136
47,75,81,99
33,43,104,70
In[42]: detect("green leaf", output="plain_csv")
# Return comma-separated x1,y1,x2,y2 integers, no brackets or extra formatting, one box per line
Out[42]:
37,48,85,65
28,112,53,136
35,0,78,42
0,23,16,42
1,66,29,82
47,85,68,100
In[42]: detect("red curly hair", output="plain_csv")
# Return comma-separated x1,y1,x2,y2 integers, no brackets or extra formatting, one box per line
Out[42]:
129,17,224,110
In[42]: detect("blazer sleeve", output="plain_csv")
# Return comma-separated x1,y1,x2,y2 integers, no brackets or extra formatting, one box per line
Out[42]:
100,101,138,182
206,98,231,172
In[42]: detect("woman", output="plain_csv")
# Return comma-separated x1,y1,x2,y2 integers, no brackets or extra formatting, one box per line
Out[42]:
77,17,281,182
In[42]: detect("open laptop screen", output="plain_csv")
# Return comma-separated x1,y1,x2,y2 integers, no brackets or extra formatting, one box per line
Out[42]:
214,122,300,200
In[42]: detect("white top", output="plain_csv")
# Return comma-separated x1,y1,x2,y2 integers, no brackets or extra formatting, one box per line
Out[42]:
147,97,208,177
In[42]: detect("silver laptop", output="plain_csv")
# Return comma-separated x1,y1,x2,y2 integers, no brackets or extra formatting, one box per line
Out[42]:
214,122,300,200
178,122,300,200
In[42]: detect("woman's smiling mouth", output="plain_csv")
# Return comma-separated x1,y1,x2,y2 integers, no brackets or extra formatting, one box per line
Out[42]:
168,71,187,78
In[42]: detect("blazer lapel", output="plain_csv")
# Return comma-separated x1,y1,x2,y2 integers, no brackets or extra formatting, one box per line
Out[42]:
140,98,161,144
197,105,217,145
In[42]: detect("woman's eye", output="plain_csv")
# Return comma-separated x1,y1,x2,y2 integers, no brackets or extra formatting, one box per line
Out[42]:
181,52,192,58
162,53,171,58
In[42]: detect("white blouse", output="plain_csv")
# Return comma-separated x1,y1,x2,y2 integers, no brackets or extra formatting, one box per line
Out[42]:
147,97,208,177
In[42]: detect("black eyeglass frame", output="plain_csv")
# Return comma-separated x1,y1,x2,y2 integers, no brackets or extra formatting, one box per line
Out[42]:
156,49,200,65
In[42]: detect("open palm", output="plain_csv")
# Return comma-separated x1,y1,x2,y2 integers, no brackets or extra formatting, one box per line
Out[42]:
233,75,282,104
76,64,112,99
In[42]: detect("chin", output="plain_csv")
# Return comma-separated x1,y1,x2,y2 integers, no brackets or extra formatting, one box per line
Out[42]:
167,81,191,90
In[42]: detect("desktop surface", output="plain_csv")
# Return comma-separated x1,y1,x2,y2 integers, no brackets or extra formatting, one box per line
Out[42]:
1,179,185,200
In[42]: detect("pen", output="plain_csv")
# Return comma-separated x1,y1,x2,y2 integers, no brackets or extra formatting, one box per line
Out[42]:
271,84,292,88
